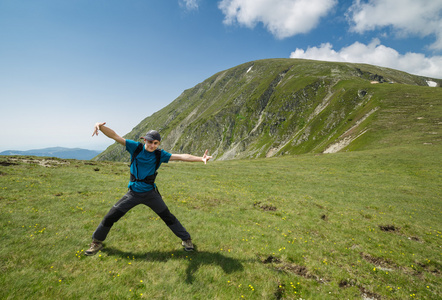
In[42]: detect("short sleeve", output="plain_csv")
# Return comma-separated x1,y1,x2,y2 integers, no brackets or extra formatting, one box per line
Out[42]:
126,140,141,155
160,149,172,163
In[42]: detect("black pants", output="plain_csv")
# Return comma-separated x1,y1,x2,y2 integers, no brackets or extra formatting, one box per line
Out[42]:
92,189,191,242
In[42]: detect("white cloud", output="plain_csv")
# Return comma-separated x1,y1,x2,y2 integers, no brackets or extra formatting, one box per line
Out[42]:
218,0,337,39
290,39,442,78
347,0,442,51
180,0,200,11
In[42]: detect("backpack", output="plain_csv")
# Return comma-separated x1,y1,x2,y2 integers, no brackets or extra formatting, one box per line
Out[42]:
129,143,162,187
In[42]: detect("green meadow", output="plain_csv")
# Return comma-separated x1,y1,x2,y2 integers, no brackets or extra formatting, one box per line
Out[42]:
0,145,441,299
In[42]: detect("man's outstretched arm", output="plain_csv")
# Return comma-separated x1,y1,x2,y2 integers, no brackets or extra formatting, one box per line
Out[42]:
170,149,212,164
92,122,126,146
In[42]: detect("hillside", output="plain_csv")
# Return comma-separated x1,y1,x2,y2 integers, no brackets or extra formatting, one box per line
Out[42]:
95,59,441,162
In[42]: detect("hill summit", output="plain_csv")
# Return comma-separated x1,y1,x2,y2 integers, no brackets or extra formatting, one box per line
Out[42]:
95,59,441,161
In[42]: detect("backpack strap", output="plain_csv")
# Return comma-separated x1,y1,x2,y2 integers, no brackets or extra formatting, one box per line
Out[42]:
131,143,144,166
130,146,162,187
154,149,161,171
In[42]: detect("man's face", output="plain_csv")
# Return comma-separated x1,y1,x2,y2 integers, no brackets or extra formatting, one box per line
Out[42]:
143,139,160,152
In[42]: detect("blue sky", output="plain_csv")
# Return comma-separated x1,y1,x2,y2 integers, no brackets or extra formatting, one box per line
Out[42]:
1,0,441,152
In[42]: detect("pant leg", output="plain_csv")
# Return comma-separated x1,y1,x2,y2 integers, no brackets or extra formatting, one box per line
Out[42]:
141,189,191,241
92,190,140,241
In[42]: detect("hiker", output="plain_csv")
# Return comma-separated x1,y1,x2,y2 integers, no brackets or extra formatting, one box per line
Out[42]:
85,122,212,255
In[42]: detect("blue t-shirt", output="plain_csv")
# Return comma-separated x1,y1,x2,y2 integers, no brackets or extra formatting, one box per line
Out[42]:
126,139,171,193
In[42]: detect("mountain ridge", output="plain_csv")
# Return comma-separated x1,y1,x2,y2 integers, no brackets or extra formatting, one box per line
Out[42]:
0,147,101,160
95,58,441,162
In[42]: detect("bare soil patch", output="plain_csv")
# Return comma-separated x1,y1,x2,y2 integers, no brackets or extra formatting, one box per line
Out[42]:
360,286,382,300
0,160,18,166
7,157,70,167
254,201,277,211
361,252,396,271
261,255,325,283
379,224,400,232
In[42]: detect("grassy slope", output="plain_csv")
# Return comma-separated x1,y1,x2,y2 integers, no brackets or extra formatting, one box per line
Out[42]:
1,144,440,299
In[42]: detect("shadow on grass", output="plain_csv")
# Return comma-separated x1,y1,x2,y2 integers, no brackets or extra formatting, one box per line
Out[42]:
102,247,244,284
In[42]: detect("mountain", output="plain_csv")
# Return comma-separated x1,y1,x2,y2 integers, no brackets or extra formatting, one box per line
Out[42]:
0,147,101,160
95,58,441,162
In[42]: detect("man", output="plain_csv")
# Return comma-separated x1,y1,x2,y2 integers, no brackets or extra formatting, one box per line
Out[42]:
85,122,212,255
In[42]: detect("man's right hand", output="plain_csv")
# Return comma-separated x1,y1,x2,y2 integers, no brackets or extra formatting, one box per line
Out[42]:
92,122,106,137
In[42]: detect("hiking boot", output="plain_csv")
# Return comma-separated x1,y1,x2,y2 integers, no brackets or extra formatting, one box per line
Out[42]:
85,240,103,256
182,239,194,251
